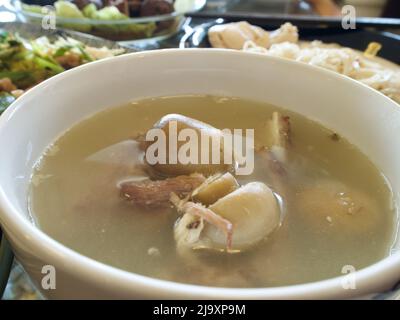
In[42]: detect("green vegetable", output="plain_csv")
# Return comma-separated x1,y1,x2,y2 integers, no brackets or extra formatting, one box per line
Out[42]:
86,5,138,36
0,92,15,114
82,3,97,19
21,0,158,39
92,6,128,20
30,40,66,73
0,71,32,84
53,45,74,57
53,0,92,31
0,31,9,41
93,21,156,38
0,30,124,119
128,22,157,38
76,46,93,62
21,4,43,14
0,20,123,99
0,47,20,60
33,56,65,73
54,1,84,18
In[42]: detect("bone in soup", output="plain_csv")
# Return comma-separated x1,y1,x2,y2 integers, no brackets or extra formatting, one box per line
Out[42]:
29,95,397,287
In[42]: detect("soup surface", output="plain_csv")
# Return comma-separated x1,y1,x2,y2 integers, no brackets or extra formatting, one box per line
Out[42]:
29,95,397,287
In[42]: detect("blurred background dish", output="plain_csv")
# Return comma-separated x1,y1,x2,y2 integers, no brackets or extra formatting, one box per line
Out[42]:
13,0,206,43
181,18,400,64
0,21,133,114
0,20,135,48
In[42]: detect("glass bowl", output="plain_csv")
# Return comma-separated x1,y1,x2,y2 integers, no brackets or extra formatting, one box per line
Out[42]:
13,0,206,43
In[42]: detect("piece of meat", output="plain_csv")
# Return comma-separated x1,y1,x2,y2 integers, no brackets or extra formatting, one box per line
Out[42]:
208,21,270,50
254,111,291,167
139,114,234,177
140,0,174,17
208,22,298,50
120,173,205,208
55,53,81,69
171,192,233,251
173,209,205,256
0,78,17,92
269,22,299,45
269,111,291,150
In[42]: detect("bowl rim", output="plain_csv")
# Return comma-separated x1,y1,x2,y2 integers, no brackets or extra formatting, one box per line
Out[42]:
15,0,206,24
0,48,399,299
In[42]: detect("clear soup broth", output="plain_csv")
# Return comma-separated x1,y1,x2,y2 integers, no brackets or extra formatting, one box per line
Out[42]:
29,95,397,287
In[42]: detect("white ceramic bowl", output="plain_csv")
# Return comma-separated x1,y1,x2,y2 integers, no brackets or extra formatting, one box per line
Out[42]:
0,49,399,299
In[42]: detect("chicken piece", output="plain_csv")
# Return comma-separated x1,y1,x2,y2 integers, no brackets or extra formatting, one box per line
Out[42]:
269,111,291,148
171,193,233,250
269,22,299,45
0,78,17,92
173,211,205,255
205,182,281,251
256,111,291,164
173,182,281,253
208,22,298,50
268,111,291,163
250,112,291,205
191,172,239,206
120,173,205,209
260,41,300,59
295,180,381,234
141,114,236,177
208,21,270,50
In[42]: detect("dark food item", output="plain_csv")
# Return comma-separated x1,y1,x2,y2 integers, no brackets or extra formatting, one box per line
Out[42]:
22,0,103,9
140,0,174,17
330,133,340,141
21,0,56,5
120,174,206,209
73,0,90,10
128,0,143,16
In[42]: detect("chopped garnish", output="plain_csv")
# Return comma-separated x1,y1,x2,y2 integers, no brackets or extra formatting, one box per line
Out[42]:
0,31,124,114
